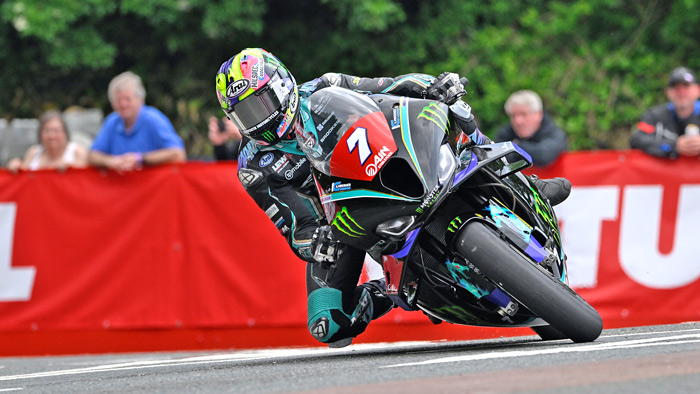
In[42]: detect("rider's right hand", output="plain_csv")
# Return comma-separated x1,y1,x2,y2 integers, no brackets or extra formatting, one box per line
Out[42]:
426,72,468,105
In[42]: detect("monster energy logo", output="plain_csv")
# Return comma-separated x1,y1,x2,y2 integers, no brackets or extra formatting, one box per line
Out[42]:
418,103,449,133
532,188,560,244
331,207,365,237
416,185,441,214
432,305,481,324
447,216,462,233
261,130,276,142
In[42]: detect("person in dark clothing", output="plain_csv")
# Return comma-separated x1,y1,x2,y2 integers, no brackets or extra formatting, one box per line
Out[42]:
630,67,700,159
207,116,242,160
494,90,567,167
215,48,571,348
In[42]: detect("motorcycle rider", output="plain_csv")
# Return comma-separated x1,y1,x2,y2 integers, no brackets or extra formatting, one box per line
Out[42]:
215,48,571,347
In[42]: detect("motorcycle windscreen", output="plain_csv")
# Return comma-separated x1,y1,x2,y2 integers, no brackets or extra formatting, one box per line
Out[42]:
296,87,397,181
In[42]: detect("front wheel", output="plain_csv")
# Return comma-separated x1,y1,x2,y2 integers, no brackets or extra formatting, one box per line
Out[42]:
455,222,603,343
531,325,568,341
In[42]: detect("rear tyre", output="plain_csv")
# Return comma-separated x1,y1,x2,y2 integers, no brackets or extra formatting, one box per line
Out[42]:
455,222,602,343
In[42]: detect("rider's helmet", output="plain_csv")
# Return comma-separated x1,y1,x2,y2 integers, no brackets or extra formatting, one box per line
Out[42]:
215,48,299,145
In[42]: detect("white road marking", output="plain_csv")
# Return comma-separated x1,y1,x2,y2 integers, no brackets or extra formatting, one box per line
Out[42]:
602,326,700,338
0,389,23,392
0,341,434,382
385,333,700,368
1,328,698,381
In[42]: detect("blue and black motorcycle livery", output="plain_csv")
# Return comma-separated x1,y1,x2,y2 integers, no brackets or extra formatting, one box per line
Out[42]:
298,87,602,343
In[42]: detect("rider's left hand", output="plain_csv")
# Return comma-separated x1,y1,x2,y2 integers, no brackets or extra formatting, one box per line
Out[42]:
426,72,467,105
310,225,341,263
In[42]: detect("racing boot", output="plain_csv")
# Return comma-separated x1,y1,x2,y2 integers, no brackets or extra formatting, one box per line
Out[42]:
325,279,395,349
359,278,395,320
530,175,571,206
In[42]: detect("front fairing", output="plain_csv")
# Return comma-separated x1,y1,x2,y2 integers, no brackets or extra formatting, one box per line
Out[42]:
442,142,567,286
450,142,562,252
297,88,455,250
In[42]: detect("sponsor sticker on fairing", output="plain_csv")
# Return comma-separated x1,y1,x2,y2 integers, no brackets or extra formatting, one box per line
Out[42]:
364,146,392,177
331,181,351,192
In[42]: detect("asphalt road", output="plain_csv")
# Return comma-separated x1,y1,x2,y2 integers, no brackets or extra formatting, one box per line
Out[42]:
1,322,699,393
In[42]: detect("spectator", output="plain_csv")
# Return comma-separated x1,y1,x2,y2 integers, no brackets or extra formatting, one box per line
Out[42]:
630,67,700,158
6,110,88,173
207,116,242,161
88,71,186,172
494,90,567,167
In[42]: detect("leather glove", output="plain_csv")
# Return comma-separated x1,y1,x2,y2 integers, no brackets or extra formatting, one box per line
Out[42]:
426,72,468,105
310,225,341,263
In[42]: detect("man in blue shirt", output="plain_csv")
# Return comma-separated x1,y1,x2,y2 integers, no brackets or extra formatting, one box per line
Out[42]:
88,71,186,172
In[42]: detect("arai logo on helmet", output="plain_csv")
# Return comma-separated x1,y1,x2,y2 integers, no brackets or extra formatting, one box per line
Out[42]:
227,79,251,98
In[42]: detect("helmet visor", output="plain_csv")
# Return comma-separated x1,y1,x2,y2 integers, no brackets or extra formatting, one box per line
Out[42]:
225,73,291,136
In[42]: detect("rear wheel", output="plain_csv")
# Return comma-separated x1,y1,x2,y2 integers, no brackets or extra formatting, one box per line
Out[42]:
455,222,602,343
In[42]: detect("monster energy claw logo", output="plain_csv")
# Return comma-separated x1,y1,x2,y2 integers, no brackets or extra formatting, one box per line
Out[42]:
418,103,449,132
261,130,276,142
532,187,560,243
447,216,462,233
331,207,365,237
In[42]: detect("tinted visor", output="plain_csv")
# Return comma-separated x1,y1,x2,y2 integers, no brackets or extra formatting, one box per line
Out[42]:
225,73,289,136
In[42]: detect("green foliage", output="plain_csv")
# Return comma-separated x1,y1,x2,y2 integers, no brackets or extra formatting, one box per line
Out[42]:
320,0,405,31
425,0,678,150
2,0,700,156
201,0,267,38
1,0,117,69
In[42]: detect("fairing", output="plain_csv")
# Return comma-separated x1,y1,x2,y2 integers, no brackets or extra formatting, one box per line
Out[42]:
302,87,569,328
299,88,455,250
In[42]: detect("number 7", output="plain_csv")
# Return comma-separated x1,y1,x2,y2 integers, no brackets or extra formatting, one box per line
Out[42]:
346,127,372,165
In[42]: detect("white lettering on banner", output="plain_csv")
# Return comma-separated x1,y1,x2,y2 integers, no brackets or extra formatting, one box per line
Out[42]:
619,185,700,289
556,186,619,288
0,203,36,301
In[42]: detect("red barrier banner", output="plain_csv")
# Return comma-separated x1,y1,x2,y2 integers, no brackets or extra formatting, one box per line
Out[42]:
0,151,699,355
0,163,308,332
533,150,700,326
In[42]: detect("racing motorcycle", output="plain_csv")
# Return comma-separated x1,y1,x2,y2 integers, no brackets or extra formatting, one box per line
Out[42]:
297,86,603,343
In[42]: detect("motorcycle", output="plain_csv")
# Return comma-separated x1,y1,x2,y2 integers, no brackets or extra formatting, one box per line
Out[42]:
297,86,603,343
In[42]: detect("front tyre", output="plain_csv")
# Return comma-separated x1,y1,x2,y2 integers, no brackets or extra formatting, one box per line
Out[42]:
531,325,568,341
455,222,602,343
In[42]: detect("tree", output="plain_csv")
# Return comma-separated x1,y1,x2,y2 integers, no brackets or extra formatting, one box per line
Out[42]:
3,0,700,155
